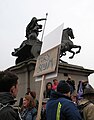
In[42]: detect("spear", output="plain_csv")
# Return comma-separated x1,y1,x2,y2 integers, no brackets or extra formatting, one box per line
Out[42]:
41,13,48,41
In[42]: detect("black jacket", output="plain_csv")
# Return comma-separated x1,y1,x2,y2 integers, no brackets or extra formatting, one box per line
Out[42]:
0,92,21,120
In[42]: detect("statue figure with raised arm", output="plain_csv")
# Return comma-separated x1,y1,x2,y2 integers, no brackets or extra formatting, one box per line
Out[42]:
12,16,47,64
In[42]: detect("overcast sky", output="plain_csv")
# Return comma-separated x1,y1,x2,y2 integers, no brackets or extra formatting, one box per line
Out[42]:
0,0,94,86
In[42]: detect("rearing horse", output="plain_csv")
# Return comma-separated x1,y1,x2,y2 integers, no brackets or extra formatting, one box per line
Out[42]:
60,28,81,59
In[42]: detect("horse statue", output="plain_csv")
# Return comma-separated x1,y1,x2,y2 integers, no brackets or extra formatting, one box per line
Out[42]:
60,27,81,59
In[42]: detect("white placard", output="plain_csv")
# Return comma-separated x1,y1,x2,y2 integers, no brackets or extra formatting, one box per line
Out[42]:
41,23,64,54
35,72,57,81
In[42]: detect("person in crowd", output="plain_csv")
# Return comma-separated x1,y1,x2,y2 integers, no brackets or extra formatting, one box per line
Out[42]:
46,80,82,120
25,90,39,110
52,79,58,91
41,98,49,120
0,70,21,120
43,82,53,98
77,80,88,100
19,97,23,108
77,80,88,92
66,76,75,94
78,83,94,120
19,88,31,109
29,91,39,110
20,95,37,120
26,88,31,95
71,90,78,105
77,81,84,100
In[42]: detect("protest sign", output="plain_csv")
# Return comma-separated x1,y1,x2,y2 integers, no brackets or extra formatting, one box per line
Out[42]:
35,23,64,120
33,45,59,77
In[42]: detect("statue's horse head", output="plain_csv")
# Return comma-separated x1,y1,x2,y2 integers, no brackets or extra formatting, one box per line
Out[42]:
62,28,74,40
67,28,74,39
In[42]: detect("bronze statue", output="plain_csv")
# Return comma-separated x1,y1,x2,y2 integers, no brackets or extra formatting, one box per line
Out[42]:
60,28,81,59
12,16,81,65
12,16,47,64
25,17,46,39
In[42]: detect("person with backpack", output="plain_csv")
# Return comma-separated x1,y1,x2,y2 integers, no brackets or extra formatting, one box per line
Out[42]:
0,70,21,120
46,80,82,120
20,95,37,120
78,83,94,120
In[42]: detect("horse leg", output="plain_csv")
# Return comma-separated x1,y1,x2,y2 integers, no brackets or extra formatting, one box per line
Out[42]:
72,45,81,54
76,46,81,54
68,50,75,59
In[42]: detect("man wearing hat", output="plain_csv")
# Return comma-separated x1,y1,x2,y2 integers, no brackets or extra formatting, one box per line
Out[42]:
78,83,94,120
46,80,82,120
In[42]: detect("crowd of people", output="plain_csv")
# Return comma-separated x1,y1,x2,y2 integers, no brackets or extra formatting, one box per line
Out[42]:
0,69,94,120
42,77,94,120
0,70,38,120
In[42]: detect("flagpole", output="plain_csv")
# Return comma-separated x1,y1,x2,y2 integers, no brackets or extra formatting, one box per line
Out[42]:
41,13,48,41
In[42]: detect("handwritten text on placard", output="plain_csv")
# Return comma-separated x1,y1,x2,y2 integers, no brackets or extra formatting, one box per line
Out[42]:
33,46,59,77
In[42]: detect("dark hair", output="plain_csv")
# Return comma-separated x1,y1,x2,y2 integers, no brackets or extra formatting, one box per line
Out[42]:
30,91,36,99
53,79,58,82
0,70,18,92
46,82,52,90
57,80,70,94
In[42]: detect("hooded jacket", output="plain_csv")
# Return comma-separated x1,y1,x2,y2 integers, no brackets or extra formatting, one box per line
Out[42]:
46,91,82,120
78,98,94,120
0,92,21,120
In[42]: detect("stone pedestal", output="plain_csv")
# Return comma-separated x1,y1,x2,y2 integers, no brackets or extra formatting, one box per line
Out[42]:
8,59,94,105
